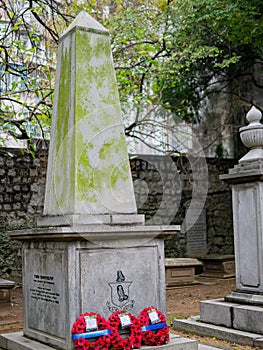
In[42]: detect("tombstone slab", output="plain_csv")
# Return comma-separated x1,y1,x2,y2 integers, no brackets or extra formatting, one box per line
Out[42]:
165,258,202,287
0,278,15,303
185,209,207,257
200,255,235,279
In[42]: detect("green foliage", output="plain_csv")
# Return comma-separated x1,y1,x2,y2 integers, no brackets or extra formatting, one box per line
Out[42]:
0,0,57,148
0,0,262,148
150,0,263,120
106,0,263,124
108,4,163,107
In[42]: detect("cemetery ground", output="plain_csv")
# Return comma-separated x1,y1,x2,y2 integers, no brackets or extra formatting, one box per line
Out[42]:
0,277,256,350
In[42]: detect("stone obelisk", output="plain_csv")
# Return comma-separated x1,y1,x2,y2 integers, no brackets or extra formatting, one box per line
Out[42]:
40,11,143,227
0,11,181,350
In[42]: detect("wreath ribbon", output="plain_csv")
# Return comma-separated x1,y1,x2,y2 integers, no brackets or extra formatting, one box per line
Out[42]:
72,329,111,340
142,322,167,332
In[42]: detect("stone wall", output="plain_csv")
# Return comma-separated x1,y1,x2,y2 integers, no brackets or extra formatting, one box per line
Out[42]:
0,149,47,280
0,150,47,230
205,159,235,254
0,148,236,280
131,155,235,257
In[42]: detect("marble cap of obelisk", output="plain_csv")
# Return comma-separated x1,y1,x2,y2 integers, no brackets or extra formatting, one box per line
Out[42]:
38,11,144,227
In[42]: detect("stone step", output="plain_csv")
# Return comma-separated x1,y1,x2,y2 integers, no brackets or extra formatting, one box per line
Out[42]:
173,318,263,347
0,332,198,350
198,345,225,350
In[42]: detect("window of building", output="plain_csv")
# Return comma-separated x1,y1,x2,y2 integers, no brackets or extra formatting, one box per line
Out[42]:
0,63,27,93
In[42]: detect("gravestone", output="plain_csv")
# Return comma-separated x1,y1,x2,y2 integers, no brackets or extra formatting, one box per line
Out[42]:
185,208,207,257
0,11,185,350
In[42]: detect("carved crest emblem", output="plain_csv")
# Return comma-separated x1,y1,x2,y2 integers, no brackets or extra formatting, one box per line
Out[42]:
106,271,134,312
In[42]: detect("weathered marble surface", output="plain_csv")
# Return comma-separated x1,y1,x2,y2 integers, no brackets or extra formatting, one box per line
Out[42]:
43,11,138,223
21,236,166,349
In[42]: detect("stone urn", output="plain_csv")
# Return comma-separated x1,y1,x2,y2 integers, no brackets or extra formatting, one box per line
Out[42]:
239,106,263,163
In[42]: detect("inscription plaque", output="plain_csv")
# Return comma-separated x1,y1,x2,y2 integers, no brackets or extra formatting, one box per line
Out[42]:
24,250,66,339
30,274,60,304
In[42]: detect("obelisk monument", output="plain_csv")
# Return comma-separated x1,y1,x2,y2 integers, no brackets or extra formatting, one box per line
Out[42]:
40,11,143,227
0,11,180,350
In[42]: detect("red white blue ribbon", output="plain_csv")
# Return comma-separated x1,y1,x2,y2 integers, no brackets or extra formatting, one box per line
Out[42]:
141,322,167,332
72,329,111,340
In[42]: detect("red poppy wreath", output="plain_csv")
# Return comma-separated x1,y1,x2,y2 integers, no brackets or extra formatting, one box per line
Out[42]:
138,306,170,346
71,312,111,350
108,310,142,350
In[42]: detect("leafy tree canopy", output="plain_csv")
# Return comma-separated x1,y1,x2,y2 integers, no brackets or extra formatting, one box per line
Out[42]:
0,0,262,150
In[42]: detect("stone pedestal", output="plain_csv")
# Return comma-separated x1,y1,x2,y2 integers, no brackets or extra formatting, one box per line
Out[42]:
200,107,263,333
6,225,180,350
200,297,263,334
221,160,263,299
173,107,263,342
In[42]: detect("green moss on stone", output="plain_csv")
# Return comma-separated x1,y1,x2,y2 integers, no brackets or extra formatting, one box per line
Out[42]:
54,42,71,209
76,135,129,203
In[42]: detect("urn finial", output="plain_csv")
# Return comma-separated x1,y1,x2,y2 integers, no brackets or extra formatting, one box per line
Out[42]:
246,106,262,125
239,106,263,164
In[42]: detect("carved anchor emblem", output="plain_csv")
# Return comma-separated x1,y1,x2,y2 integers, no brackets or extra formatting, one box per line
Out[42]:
106,271,134,312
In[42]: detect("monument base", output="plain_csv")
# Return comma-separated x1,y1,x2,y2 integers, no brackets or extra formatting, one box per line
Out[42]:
8,225,179,350
199,298,263,334
173,317,263,347
225,291,263,305
0,332,198,350
173,296,263,344
37,213,145,227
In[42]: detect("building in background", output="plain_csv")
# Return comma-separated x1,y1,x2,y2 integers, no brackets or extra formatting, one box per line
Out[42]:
0,0,55,148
